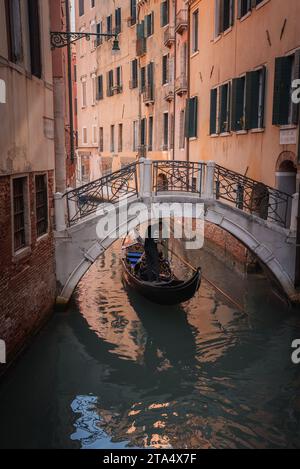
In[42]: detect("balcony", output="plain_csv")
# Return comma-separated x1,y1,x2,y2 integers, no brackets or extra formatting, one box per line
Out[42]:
164,26,175,48
175,73,188,96
143,84,155,105
136,37,147,56
112,84,123,94
164,84,174,102
175,9,188,34
138,145,147,158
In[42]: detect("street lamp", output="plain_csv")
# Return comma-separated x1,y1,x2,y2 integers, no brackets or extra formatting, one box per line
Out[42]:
50,31,120,51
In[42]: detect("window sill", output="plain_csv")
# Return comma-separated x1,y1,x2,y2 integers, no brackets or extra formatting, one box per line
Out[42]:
239,11,252,22
189,137,198,141
210,134,219,138
219,132,232,137
36,233,49,244
256,0,271,11
190,51,199,59
223,26,233,37
213,35,222,44
279,124,297,130
250,128,265,133
13,246,31,262
236,130,248,135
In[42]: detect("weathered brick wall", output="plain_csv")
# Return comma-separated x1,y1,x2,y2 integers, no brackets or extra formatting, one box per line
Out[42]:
0,171,56,365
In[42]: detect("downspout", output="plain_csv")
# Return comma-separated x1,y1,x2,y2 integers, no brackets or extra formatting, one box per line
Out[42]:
295,181,300,288
186,1,191,162
66,0,75,164
172,0,177,160
137,4,142,159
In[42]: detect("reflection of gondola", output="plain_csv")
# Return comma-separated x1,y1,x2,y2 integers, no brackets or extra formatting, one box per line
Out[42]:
121,242,202,305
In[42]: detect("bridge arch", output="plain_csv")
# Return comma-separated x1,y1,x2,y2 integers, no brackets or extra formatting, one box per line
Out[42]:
55,195,297,305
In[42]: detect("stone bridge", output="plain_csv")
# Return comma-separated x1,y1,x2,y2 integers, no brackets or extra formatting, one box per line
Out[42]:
54,160,299,304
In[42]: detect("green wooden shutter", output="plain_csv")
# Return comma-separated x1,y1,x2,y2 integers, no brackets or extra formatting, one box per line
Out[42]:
245,71,260,129
210,88,218,134
220,84,229,133
259,66,266,128
185,97,198,138
272,56,293,125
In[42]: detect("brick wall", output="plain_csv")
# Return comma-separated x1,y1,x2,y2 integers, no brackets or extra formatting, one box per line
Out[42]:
0,171,56,366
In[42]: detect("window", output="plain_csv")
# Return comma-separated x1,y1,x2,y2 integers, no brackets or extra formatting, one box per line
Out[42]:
92,125,98,145
107,70,114,96
161,1,169,27
28,0,42,78
99,127,104,152
110,125,115,152
244,67,266,129
140,67,146,92
147,62,155,98
81,79,87,107
219,83,231,133
5,0,23,64
146,12,154,37
106,15,112,37
35,175,48,238
91,0,95,8
130,0,137,25
185,96,198,138
130,59,138,88
118,124,123,152
96,22,103,47
97,75,103,100
82,127,88,144
141,118,147,147
91,74,96,105
115,66,122,92
79,0,84,16
163,112,169,149
179,110,185,148
13,177,28,252
192,9,199,53
133,121,138,151
273,53,300,126
162,55,169,85
210,88,218,134
238,0,251,18
231,76,246,131
148,116,153,151
115,8,122,34
215,0,234,36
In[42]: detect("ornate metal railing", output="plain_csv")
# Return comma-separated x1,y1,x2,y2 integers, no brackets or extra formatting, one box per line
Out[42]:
214,164,292,228
153,161,205,195
64,162,139,226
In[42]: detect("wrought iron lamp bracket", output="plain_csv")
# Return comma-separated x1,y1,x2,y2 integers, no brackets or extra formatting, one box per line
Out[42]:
50,31,118,49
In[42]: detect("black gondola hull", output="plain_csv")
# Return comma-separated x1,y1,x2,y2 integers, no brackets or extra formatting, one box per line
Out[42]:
122,259,201,305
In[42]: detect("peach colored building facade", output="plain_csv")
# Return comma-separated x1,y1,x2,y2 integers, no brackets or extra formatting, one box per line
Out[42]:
188,0,300,198
75,0,189,182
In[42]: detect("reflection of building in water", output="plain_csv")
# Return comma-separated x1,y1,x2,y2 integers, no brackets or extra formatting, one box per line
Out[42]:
76,243,147,363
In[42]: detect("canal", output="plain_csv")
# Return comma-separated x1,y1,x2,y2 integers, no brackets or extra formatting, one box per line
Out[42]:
0,241,299,449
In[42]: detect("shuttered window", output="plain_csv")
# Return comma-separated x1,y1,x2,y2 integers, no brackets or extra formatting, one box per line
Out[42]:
130,59,138,88
118,124,123,152
148,116,153,151
35,175,48,238
130,0,137,25
106,15,112,36
192,9,199,53
185,96,198,138
97,75,103,100
141,118,147,146
141,67,146,92
115,8,122,34
163,113,169,149
272,56,293,126
162,55,169,85
99,127,104,152
237,0,251,19
231,77,246,131
219,83,230,133
96,22,102,46
79,0,84,16
210,88,218,135
161,1,169,27
110,125,115,152
5,0,23,64
146,12,154,37
179,110,185,148
215,0,234,36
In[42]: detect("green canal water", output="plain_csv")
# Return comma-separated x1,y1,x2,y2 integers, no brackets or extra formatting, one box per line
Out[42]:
0,241,300,449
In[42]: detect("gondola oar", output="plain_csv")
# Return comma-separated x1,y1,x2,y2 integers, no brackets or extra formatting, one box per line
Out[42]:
167,247,244,313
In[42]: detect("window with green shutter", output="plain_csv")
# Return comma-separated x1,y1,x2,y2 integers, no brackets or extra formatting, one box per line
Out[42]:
161,1,169,27
185,96,198,138
220,83,230,133
272,56,293,126
231,77,245,131
210,88,218,135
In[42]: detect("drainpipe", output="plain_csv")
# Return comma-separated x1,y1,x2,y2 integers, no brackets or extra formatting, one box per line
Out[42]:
66,0,75,165
186,1,191,163
137,4,143,159
295,182,300,288
172,0,177,161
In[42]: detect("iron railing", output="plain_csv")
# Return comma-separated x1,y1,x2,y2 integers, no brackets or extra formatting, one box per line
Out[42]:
214,164,292,228
153,161,205,195
64,162,139,226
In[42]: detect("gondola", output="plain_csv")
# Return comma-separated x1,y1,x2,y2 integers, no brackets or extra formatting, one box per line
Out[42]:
121,241,202,306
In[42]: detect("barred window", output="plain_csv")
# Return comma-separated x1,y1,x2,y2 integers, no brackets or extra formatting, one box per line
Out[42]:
13,177,27,251
35,175,48,237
